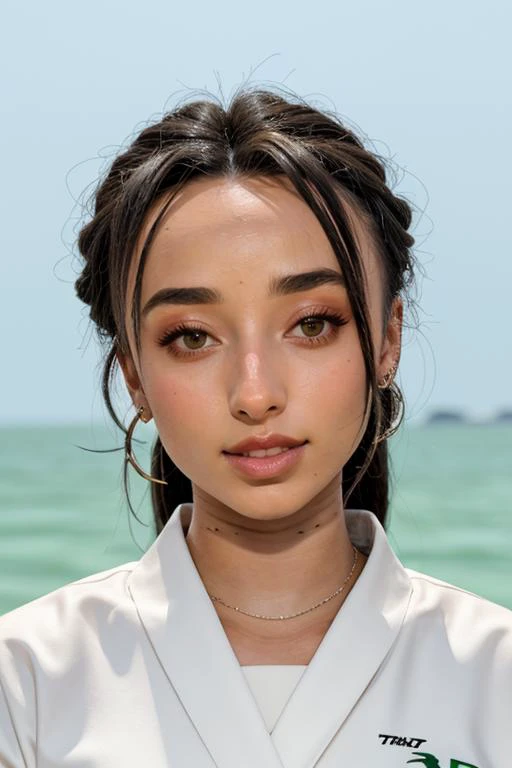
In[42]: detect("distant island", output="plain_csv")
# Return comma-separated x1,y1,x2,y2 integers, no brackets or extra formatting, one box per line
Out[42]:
426,410,468,425
494,409,512,424
425,409,512,425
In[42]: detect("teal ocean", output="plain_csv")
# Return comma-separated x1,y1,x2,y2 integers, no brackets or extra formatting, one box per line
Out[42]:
0,424,511,616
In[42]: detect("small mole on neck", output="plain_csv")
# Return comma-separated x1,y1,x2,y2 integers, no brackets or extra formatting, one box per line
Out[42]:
205,522,322,537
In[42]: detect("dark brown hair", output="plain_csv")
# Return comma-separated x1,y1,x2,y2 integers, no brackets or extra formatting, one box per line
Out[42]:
75,87,415,535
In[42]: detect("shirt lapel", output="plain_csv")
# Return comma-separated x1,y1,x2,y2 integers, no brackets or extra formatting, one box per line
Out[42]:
127,503,284,768
270,509,413,768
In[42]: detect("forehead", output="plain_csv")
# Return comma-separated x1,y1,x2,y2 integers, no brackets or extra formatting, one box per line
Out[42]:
134,175,381,298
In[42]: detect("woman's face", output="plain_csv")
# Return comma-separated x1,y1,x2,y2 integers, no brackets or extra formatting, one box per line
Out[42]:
120,175,401,522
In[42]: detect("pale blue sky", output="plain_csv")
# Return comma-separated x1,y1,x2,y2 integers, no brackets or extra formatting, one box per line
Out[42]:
1,0,510,425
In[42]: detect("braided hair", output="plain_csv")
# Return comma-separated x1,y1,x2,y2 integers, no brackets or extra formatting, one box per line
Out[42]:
76,88,416,534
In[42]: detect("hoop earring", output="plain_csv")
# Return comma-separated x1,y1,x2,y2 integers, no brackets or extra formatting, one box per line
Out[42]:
373,376,404,445
377,361,398,390
125,406,168,486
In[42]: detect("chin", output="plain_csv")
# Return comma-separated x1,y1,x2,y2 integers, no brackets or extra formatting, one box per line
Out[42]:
233,504,300,522
210,484,324,524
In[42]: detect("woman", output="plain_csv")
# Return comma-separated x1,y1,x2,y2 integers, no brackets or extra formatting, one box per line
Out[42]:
0,89,510,767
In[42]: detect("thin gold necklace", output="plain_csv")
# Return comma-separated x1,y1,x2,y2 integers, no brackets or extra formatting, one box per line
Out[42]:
208,545,359,620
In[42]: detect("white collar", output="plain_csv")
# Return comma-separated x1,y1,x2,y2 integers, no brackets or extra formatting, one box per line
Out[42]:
128,505,413,768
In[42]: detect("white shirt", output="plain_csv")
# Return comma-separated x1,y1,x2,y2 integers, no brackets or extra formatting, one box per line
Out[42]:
0,503,511,768
242,666,306,732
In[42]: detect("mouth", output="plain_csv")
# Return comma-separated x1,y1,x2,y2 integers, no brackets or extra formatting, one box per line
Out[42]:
222,442,308,479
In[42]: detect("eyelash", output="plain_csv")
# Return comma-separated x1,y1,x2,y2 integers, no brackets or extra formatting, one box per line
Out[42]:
156,309,349,359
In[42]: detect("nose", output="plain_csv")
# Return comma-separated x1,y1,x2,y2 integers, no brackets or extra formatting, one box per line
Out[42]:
227,350,287,423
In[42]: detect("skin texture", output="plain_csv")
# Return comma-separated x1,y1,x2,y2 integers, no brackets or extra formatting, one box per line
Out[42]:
118,175,402,664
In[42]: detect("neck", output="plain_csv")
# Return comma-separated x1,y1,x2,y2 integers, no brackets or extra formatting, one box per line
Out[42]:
184,482,367,645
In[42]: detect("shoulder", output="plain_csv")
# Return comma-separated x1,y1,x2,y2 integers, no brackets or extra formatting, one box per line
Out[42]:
404,566,512,660
0,562,140,762
405,565,512,621
0,561,138,657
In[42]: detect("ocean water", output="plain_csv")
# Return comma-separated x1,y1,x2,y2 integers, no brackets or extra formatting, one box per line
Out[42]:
0,423,511,616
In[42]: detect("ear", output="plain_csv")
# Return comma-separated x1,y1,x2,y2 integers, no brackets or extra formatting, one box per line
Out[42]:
376,297,403,385
116,349,153,418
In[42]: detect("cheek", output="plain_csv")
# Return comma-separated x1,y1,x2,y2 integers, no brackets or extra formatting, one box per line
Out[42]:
293,337,368,468
311,357,367,436
142,366,225,466
297,330,367,409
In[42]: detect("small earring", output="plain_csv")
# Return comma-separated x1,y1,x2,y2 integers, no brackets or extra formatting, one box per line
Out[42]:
125,406,168,485
377,361,398,390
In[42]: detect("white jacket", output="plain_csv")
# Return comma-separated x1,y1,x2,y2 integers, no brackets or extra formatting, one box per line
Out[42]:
0,504,511,768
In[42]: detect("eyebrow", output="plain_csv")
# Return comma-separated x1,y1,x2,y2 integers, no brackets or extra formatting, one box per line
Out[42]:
141,267,345,317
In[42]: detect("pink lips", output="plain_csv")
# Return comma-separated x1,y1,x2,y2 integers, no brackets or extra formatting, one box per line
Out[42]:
222,440,307,479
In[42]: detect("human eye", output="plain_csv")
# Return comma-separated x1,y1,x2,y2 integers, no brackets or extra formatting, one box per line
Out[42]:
289,308,348,346
156,322,217,359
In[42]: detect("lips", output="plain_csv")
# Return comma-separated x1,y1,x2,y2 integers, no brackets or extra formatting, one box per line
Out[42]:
223,441,307,479
224,434,307,456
